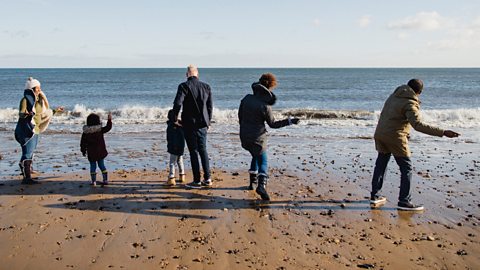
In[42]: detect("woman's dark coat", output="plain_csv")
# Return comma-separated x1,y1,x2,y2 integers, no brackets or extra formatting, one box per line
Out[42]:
238,83,290,156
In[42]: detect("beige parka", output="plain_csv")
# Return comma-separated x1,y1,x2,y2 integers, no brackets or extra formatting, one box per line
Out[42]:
374,85,444,157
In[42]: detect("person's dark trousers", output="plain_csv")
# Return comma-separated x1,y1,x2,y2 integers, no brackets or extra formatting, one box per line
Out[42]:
371,152,413,203
184,127,210,182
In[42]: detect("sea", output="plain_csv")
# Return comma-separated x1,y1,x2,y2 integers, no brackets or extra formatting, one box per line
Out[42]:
0,68,479,175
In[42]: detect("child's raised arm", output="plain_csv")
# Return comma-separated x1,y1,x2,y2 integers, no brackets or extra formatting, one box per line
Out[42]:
102,112,113,133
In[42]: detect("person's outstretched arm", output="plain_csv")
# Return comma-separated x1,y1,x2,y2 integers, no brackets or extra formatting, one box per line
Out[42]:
405,102,444,137
102,113,112,133
265,106,299,128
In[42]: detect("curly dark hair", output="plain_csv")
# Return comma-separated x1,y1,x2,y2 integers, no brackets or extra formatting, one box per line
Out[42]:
86,113,101,126
259,73,277,90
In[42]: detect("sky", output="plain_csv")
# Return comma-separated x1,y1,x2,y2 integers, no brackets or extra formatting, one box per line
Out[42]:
1,0,480,68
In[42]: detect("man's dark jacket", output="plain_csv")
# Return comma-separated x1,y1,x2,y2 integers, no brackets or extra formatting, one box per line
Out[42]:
173,76,212,129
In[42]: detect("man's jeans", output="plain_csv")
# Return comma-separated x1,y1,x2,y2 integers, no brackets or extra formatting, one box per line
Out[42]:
184,127,210,182
371,152,413,203
249,151,268,177
20,134,39,161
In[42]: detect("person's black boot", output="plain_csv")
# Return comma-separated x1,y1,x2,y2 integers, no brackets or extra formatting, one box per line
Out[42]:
248,173,257,190
101,171,108,186
21,160,39,185
29,161,40,179
19,162,24,177
256,175,270,201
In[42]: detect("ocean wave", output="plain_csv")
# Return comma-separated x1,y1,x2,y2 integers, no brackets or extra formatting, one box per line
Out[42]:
0,105,479,128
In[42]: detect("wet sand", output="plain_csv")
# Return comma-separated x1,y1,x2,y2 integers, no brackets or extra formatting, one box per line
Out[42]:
1,129,479,269
0,165,478,270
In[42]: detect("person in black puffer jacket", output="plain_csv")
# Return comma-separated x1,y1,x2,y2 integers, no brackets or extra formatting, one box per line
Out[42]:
238,73,299,200
80,112,112,186
166,109,186,186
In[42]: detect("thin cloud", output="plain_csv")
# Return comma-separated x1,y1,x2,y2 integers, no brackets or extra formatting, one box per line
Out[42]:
198,31,226,40
427,17,480,50
472,16,480,28
388,11,447,31
397,32,409,40
3,30,29,38
358,15,371,28
312,18,321,27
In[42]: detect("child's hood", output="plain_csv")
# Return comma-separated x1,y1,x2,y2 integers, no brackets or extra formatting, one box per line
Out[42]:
82,124,102,134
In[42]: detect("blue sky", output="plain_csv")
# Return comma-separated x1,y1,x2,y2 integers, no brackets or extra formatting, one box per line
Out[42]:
1,0,479,67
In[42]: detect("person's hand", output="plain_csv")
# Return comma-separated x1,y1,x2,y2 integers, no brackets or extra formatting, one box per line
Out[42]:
443,130,460,138
108,112,112,121
291,118,300,125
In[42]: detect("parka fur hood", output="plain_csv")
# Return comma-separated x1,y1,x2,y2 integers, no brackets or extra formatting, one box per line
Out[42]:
82,124,103,134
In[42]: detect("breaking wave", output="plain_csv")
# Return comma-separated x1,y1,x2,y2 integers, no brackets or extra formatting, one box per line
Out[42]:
0,105,479,129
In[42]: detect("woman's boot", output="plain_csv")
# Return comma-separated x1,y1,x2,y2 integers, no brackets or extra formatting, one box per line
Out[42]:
21,160,39,185
102,171,108,185
248,173,257,190
90,172,97,186
256,175,270,201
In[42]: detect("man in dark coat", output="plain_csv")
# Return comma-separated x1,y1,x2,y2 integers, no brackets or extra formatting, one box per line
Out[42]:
172,65,213,188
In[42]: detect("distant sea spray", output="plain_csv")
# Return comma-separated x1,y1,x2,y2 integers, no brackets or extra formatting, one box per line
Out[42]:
1,105,479,132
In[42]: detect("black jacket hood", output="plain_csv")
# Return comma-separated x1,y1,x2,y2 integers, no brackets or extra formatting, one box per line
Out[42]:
252,82,277,105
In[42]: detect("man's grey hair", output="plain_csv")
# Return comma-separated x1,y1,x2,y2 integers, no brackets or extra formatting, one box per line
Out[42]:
187,64,199,77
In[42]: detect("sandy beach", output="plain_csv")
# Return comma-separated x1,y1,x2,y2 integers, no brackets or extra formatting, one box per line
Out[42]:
1,137,479,270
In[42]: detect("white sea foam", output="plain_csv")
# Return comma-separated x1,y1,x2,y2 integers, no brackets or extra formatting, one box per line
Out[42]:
0,105,479,129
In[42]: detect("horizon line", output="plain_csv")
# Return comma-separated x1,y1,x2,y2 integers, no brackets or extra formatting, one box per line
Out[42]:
1,66,479,69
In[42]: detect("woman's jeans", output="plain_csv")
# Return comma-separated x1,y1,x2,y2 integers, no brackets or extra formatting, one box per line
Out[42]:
90,159,107,173
20,134,39,162
371,152,413,203
249,151,268,177
169,154,185,178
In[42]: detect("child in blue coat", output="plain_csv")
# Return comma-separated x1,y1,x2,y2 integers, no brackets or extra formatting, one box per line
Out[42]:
166,110,185,185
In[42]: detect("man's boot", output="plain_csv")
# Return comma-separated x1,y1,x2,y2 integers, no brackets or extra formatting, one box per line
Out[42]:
21,160,39,185
248,173,257,190
256,175,270,201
